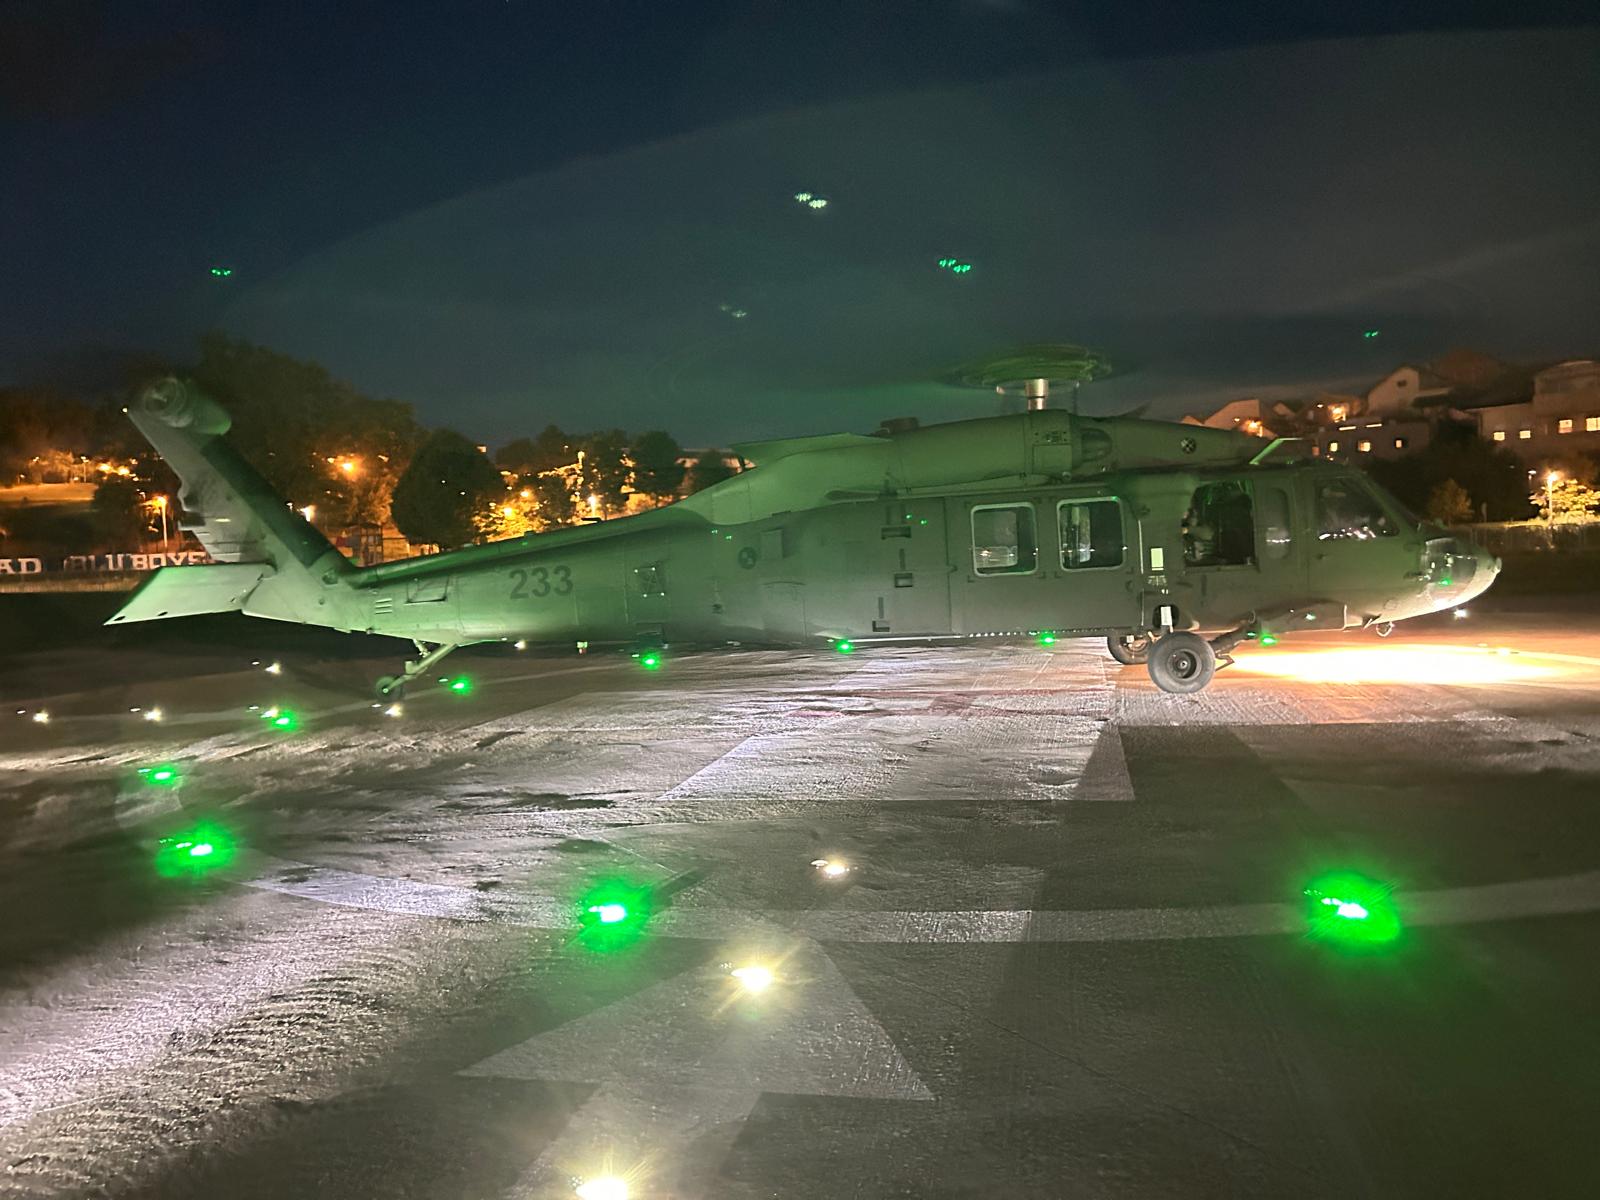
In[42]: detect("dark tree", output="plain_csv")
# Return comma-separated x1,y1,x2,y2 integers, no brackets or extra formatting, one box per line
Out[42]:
526,471,576,528
390,430,503,549
630,430,686,504
90,478,146,545
190,333,423,529
687,449,736,493
497,424,573,475
578,429,631,516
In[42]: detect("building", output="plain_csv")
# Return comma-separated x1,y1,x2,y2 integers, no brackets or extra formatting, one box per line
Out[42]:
1472,360,1600,466
1308,349,1511,463
1180,397,1292,439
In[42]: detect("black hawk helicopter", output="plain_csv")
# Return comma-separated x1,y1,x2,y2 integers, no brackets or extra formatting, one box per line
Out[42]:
108,377,1497,694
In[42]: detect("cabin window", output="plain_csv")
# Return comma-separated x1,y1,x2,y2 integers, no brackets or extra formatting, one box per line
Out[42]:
1057,499,1123,570
1259,487,1292,560
971,504,1037,574
1183,481,1255,567
1492,430,1506,441
1316,479,1398,540
1559,419,1574,434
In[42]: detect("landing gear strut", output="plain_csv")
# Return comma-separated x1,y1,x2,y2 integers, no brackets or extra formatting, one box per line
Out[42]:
375,640,460,699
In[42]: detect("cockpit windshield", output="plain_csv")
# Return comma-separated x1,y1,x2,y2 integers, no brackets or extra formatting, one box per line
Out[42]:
1315,477,1401,541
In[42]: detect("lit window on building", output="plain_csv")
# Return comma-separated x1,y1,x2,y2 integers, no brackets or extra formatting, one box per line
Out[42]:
1588,416,1600,432
1519,429,1532,439
1328,440,1339,453
1559,419,1574,434
1394,437,1407,449
1358,441,1372,453
1492,430,1506,441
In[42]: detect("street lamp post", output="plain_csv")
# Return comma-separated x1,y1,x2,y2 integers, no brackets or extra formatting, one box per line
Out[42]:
1546,472,1560,526
153,494,169,551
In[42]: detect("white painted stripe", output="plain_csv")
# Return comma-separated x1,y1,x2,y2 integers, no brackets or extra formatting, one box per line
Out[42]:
231,854,1600,944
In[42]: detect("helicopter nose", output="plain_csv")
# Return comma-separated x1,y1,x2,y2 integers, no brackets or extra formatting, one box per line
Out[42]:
1462,542,1502,604
1417,534,1498,611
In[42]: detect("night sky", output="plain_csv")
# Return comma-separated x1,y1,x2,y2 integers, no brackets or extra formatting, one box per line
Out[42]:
5,1,1599,444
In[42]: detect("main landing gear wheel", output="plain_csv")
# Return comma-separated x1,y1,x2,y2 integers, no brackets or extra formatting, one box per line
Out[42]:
375,675,405,699
1107,633,1153,665
1146,631,1216,694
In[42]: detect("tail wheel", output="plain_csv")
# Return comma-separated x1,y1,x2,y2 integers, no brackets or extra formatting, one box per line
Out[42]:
1146,632,1216,694
1107,633,1153,665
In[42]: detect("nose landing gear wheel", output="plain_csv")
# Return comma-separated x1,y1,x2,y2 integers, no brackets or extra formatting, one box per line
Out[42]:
375,675,405,699
1107,634,1153,665
1146,631,1216,694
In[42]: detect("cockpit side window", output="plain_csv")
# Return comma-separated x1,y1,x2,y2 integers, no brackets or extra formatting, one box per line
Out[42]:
971,503,1037,574
1316,478,1398,540
1184,481,1255,566
1058,498,1124,570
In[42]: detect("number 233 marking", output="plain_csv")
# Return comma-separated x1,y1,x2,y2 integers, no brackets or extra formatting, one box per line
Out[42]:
509,564,572,599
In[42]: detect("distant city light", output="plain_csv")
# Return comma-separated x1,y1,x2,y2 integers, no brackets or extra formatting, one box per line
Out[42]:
143,706,164,721
1453,608,1469,619
807,197,828,209
1362,328,1380,339
514,639,527,650
937,258,973,274
384,703,403,718
264,661,282,675
299,505,316,521
209,266,233,278
31,710,50,724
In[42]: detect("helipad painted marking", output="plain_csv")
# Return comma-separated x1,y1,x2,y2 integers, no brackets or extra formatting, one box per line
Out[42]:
230,854,1600,943
464,938,931,1196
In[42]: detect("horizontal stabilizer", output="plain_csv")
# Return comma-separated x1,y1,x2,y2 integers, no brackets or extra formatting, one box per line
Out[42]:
106,563,271,625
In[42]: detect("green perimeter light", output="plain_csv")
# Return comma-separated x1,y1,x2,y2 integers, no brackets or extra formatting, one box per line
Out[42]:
1038,631,1057,645
639,652,662,670
155,822,236,878
576,881,652,951
446,676,473,694
259,707,298,731
139,764,183,787
834,639,855,655
1259,634,1279,647
1303,871,1401,946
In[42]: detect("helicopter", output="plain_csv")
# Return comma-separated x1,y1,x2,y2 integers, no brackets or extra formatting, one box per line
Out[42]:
107,377,1498,694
